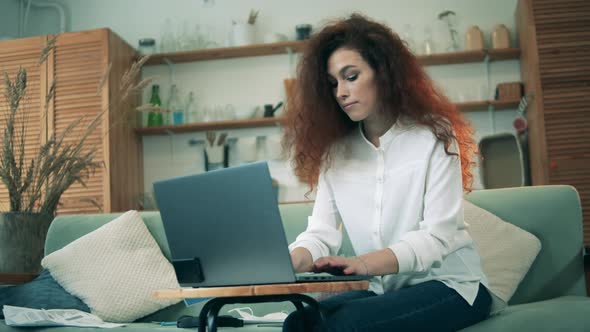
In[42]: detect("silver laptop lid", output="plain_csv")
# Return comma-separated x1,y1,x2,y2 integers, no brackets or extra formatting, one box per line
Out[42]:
153,161,297,287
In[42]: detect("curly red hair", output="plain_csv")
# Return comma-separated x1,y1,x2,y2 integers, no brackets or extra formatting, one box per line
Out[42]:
282,14,476,193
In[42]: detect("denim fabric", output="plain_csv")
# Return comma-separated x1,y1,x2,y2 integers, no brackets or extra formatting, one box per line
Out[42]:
283,281,491,332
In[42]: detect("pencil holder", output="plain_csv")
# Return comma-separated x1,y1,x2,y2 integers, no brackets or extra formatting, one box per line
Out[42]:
204,145,228,171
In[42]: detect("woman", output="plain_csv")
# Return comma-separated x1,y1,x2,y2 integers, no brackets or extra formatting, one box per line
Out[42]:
281,14,492,332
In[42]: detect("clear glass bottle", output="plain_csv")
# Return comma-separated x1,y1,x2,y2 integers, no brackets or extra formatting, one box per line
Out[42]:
167,84,184,125
147,85,163,127
160,18,176,52
185,91,197,123
401,24,417,53
422,26,436,55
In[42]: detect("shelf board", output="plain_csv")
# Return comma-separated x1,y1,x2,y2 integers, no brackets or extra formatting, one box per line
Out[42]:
457,99,521,112
136,117,285,135
487,48,522,61
420,50,487,66
418,48,520,66
136,99,520,136
145,40,307,65
143,39,520,66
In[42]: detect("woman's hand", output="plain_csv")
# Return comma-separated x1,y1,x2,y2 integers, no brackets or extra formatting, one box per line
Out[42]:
313,256,369,276
313,249,399,276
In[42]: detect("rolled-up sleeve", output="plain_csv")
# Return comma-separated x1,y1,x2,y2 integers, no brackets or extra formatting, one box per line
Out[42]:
389,140,472,274
289,171,342,262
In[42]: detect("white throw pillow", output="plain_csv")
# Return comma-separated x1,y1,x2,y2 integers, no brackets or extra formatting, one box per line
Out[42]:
41,210,180,323
464,200,541,304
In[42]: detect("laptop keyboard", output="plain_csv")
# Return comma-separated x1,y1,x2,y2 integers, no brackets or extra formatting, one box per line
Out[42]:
295,272,368,282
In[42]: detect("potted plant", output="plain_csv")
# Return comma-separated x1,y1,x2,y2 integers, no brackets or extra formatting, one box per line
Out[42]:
438,10,460,52
0,36,150,274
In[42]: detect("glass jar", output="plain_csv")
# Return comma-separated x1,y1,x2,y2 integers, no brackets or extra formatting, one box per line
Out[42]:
295,24,312,40
138,38,156,55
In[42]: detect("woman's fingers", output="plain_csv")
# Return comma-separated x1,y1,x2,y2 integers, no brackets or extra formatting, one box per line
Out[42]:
342,266,356,275
315,256,344,268
312,256,351,275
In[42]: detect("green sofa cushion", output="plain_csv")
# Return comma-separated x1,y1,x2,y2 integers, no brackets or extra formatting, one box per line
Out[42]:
465,185,586,304
44,212,172,260
460,296,590,332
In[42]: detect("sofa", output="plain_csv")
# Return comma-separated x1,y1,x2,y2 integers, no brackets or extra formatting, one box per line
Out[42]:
1,185,589,331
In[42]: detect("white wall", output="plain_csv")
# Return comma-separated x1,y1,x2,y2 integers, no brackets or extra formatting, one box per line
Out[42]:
0,0,20,39
22,0,522,203
0,0,64,39
23,4,62,37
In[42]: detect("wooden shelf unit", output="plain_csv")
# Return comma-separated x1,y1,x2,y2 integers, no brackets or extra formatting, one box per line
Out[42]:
136,99,520,136
145,40,307,65
137,117,284,135
419,48,521,66
138,41,521,136
457,99,521,112
143,40,520,66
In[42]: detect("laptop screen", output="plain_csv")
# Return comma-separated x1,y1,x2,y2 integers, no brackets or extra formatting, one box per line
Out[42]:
154,162,298,287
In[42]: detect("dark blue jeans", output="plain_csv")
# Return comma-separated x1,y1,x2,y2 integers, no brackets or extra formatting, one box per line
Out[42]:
283,280,491,332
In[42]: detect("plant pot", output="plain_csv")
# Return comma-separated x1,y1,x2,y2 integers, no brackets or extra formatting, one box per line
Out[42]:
0,212,53,273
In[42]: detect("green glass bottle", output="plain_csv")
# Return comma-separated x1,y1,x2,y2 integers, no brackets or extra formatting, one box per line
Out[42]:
147,84,163,127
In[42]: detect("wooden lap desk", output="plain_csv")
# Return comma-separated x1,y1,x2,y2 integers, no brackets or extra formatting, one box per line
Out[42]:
155,280,369,332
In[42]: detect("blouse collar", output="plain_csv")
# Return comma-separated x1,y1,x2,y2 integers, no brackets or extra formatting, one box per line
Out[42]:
359,116,407,149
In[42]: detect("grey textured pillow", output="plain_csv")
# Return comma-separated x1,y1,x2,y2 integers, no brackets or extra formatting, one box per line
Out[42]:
0,270,89,318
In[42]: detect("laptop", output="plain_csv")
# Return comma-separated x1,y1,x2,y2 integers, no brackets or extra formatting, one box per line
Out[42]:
153,161,368,287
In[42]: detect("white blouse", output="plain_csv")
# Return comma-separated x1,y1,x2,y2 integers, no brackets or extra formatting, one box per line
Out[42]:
289,118,488,305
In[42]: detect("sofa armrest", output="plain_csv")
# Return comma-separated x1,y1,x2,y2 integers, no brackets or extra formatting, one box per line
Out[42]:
0,273,38,285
